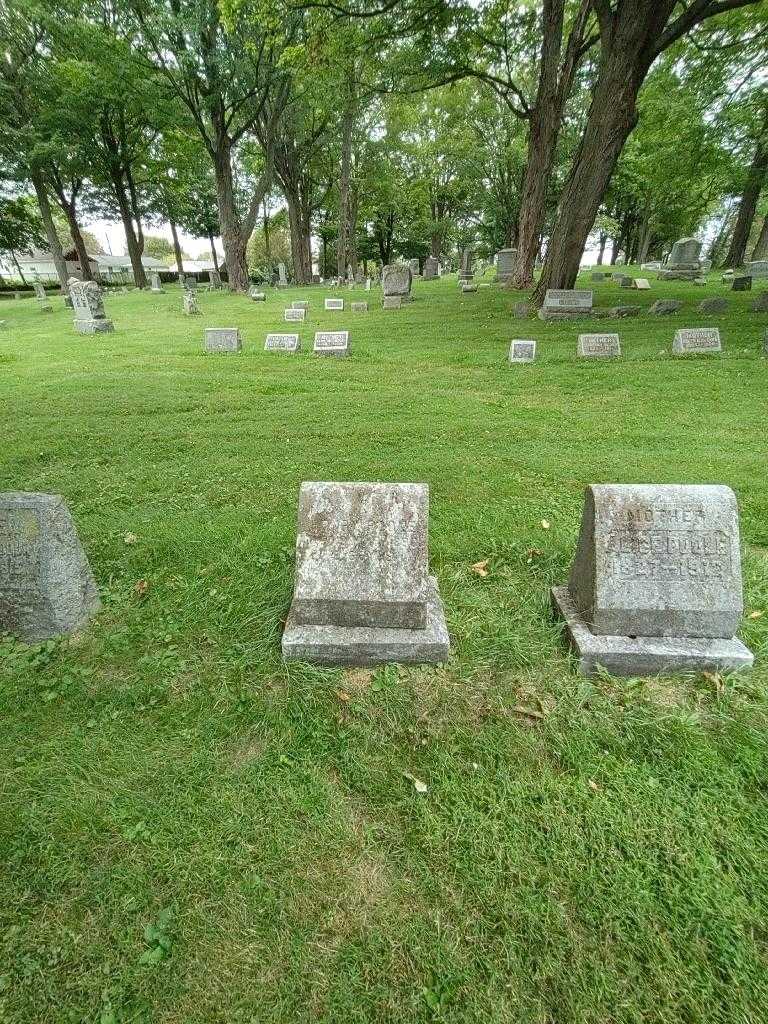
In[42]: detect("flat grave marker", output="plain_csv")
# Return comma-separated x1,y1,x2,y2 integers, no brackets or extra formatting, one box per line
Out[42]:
578,333,621,358
265,333,300,353
324,298,344,311
673,327,721,355
285,307,306,322
314,330,349,356
508,339,536,363
205,327,241,353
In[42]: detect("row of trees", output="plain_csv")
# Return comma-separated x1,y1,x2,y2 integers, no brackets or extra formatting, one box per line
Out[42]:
1,0,766,299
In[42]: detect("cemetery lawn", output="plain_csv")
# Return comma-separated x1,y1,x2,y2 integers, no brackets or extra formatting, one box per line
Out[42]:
2,272,768,1024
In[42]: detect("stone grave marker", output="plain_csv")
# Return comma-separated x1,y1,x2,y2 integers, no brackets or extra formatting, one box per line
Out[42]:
513,302,529,318
69,278,114,333
619,276,634,288
578,333,621,358
508,339,536,363
314,330,349,356
33,281,52,313
423,257,438,280
539,289,593,321
750,291,768,312
673,327,721,355
292,300,309,310
382,264,412,299
285,307,306,322
0,491,101,642
634,278,651,289
408,258,420,277
365,278,372,291
277,262,288,287
265,333,300,353
208,269,222,290
746,260,768,278
591,272,607,281
732,276,752,291
184,276,197,291
551,484,754,676
608,306,641,318
641,261,662,270
699,298,728,314
650,299,682,315
462,284,478,293
659,237,702,280
324,298,344,311
458,247,474,282
183,290,200,316
249,288,266,302
204,327,241,353
351,301,368,312
150,271,165,293
495,248,517,283
281,481,449,665
383,295,402,310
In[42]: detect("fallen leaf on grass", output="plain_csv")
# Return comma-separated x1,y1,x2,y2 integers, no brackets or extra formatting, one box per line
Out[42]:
703,670,725,696
526,548,543,564
403,771,428,794
512,705,544,721
334,689,352,702
588,779,600,792
540,519,551,529
471,560,490,577
748,610,764,619
123,532,138,545
134,579,149,599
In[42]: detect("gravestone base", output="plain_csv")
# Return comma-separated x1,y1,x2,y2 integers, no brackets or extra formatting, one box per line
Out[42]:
74,318,114,334
282,575,449,666
538,308,593,321
657,269,699,281
551,586,753,677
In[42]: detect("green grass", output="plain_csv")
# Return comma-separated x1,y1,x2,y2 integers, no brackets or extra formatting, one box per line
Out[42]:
1,270,767,1024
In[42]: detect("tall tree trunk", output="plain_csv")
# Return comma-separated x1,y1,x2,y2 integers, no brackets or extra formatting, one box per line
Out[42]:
348,186,359,276
596,232,607,264
751,213,768,260
10,249,28,285
29,167,68,290
609,235,620,264
109,168,147,287
284,184,312,284
723,124,767,268
169,217,184,275
263,200,271,261
209,233,220,272
337,98,354,278
213,136,248,291
60,200,93,280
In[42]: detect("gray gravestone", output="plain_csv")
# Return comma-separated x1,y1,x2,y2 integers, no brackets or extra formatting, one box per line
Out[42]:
745,260,768,278
69,278,114,333
462,284,478,293
365,278,372,291
578,333,621,358
351,301,368,312
382,295,402,310
324,298,344,311
408,258,420,277
285,307,306,322
33,281,52,312
673,327,721,354
292,300,309,310
459,247,474,282
551,484,753,676
423,257,438,280
750,291,768,312
183,290,200,315
382,264,412,297
0,492,101,642
313,330,349,356
659,237,702,280
265,333,300,353
184,276,197,291
209,269,222,290
591,272,607,281
641,261,662,270
732,276,752,291
619,276,634,288
634,278,651,290
508,339,536,363
539,289,593,321
204,327,241,353
699,298,728,314
495,248,517,283
513,302,529,318
150,271,165,293
249,288,266,302
650,300,682,315
281,482,449,665
277,262,288,287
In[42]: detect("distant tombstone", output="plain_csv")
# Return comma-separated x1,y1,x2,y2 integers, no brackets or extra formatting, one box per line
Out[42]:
313,330,349,356
591,272,607,281
277,262,288,287
619,276,634,288
650,299,682,315
0,491,101,642
249,288,266,302
750,291,768,313
611,273,626,283
495,248,517,283
285,307,306,322
351,301,368,312
459,247,474,281
208,269,223,290
539,289,593,321
324,298,344,311
183,290,200,316
365,278,372,291
693,277,707,286
641,261,662,270
578,333,621,358
551,484,753,676
292,300,309,310
633,278,651,290
423,257,438,280
382,295,402,310
608,305,641,318
204,327,241,353
732,276,752,291
462,284,478,293
658,237,702,280
382,264,412,297
150,271,165,293
185,276,197,291
281,481,449,665
513,302,529,318
508,339,536,363
33,281,52,313
699,298,728,314
265,333,300,353
673,327,721,355
408,258,420,277
745,260,768,278
178,272,185,286
69,278,114,334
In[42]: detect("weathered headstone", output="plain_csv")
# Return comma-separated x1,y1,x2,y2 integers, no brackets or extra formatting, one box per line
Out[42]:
382,264,412,298
745,260,768,279
658,237,703,280
619,276,634,288
0,492,101,642
365,278,372,291
292,300,309,310
459,247,474,282
183,290,200,315
281,481,449,665
276,262,288,287
33,281,52,313
150,271,165,293
513,302,529,318
538,289,593,321
551,484,753,676
265,333,300,353
699,298,728,314
351,301,368,312
249,288,266,302
423,257,438,280
495,248,517,283
408,258,420,278
184,276,197,291
673,327,721,355
285,307,306,322
633,278,651,290
650,299,682,315
204,327,241,353
462,284,478,293
641,261,662,270
508,339,536,363
578,333,621,358
591,272,607,281
382,295,402,310
732,276,752,291
611,273,627,284
69,278,114,334
750,291,768,312
208,269,222,290
313,330,349,356
693,277,707,286
324,298,344,311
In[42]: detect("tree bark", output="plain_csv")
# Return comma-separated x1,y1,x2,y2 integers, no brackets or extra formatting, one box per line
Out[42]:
751,213,768,260
337,98,354,279
110,168,147,288
213,135,248,291
596,232,607,264
208,233,220,272
263,200,271,262
723,121,767,268
29,167,69,290
169,217,184,276
54,193,93,280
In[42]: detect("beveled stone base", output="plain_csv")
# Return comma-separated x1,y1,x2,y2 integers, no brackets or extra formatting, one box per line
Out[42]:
538,308,594,321
551,587,753,678
74,319,114,334
282,576,450,666
657,270,700,281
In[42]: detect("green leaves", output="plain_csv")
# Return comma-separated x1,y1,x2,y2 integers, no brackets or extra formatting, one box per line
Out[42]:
138,907,173,965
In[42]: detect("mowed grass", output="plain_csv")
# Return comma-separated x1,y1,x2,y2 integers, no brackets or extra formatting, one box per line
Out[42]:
1,270,767,1024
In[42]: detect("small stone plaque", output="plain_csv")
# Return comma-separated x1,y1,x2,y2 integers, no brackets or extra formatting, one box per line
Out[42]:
265,333,300,352
205,327,241,352
577,333,620,358
249,289,266,302
462,284,478,293
314,330,349,356
285,307,306,322
324,298,344,310
382,296,402,310
508,339,536,363
292,301,309,310
0,492,100,642
351,301,368,312
540,289,593,320
732,276,752,291
673,327,721,354
634,278,651,289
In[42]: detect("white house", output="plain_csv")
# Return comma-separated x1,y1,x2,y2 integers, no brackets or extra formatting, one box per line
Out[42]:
1,248,168,283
